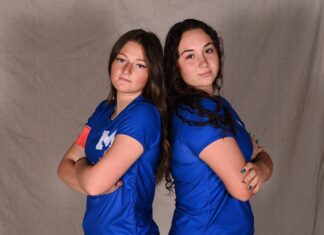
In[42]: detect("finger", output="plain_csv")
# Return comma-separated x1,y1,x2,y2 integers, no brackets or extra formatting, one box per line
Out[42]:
256,146,264,155
248,175,260,191
252,184,261,195
252,135,260,145
251,135,263,152
105,181,123,193
252,142,260,160
241,162,254,174
111,180,123,189
115,180,123,187
243,168,257,184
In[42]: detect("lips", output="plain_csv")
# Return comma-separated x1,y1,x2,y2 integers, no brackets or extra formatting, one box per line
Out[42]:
198,71,212,77
119,77,132,83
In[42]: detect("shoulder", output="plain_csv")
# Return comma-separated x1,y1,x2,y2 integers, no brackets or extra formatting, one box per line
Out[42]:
117,98,161,148
86,99,112,126
118,98,161,135
128,98,161,121
218,96,234,111
172,97,234,140
175,97,219,123
218,96,242,122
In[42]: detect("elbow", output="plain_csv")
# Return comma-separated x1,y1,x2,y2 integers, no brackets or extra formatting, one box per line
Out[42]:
81,181,116,196
82,186,105,196
76,165,116,196
57,169,63,181
232,192,252,202
228,187,253,202
57,158,75,182
57,162,65,182
78,180,106,196
82,186,100,196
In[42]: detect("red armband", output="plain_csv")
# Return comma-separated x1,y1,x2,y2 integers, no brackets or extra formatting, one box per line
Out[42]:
75,125,91,148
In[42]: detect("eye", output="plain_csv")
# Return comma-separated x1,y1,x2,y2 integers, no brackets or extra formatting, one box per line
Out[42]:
205,48,214,54
135,63,147,69
185,54,194,60
115,57,125,63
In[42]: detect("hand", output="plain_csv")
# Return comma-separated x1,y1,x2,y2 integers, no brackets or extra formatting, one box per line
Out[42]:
241,161,264,195
102,180,123,194
251,135,263,159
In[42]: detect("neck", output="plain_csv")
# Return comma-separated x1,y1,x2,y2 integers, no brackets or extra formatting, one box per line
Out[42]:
194,84,214,96
202,86,214,96
112,92,141,118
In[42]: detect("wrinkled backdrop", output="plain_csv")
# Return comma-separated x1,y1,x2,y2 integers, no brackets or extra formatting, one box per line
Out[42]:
0,0,323,234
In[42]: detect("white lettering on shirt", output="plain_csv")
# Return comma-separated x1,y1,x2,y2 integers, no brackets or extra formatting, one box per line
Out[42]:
95,130,117,150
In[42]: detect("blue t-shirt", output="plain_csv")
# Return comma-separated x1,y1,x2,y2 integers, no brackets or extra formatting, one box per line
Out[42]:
169,97,254,235
82,95,161,235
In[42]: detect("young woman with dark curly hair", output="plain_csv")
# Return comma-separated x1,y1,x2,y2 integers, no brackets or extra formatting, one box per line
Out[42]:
164,19,273,235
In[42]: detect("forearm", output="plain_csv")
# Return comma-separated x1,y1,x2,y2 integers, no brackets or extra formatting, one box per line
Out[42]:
75,158,103,195
251,151,273,183
75,156,126,196
75,135,144,195
57,158,87,195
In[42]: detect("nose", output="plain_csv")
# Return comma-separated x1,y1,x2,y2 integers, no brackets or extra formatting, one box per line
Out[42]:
123,63,132,74
199,55,208,68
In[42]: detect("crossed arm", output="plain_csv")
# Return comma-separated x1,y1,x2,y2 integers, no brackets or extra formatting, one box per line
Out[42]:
199,137,273,201
57,134,143,196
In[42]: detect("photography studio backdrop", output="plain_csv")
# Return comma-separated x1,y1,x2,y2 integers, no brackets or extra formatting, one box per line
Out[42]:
0,0,323,234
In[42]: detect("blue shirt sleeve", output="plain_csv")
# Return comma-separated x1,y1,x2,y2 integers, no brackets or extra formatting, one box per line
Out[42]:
86,100,109,128
183,120,234,157
179,99,234,156
116,102,161,150
221,97,246,128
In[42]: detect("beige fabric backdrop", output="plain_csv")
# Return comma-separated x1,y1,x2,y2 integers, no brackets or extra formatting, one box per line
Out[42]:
0,0,323,234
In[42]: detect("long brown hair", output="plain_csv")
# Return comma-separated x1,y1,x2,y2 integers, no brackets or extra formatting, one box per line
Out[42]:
107,29,172,189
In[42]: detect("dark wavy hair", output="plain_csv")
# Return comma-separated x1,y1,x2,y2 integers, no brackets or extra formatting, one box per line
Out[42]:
107,29,172,189
164,19,236,134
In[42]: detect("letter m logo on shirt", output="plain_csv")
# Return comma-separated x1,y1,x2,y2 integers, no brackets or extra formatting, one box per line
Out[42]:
95,130,117,150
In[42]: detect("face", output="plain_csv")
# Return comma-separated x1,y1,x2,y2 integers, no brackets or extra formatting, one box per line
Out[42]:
177,28,219,95
110,41,149,97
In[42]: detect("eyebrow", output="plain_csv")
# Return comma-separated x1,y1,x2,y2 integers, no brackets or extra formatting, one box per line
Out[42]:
117,52,146,62
179,42,214,56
